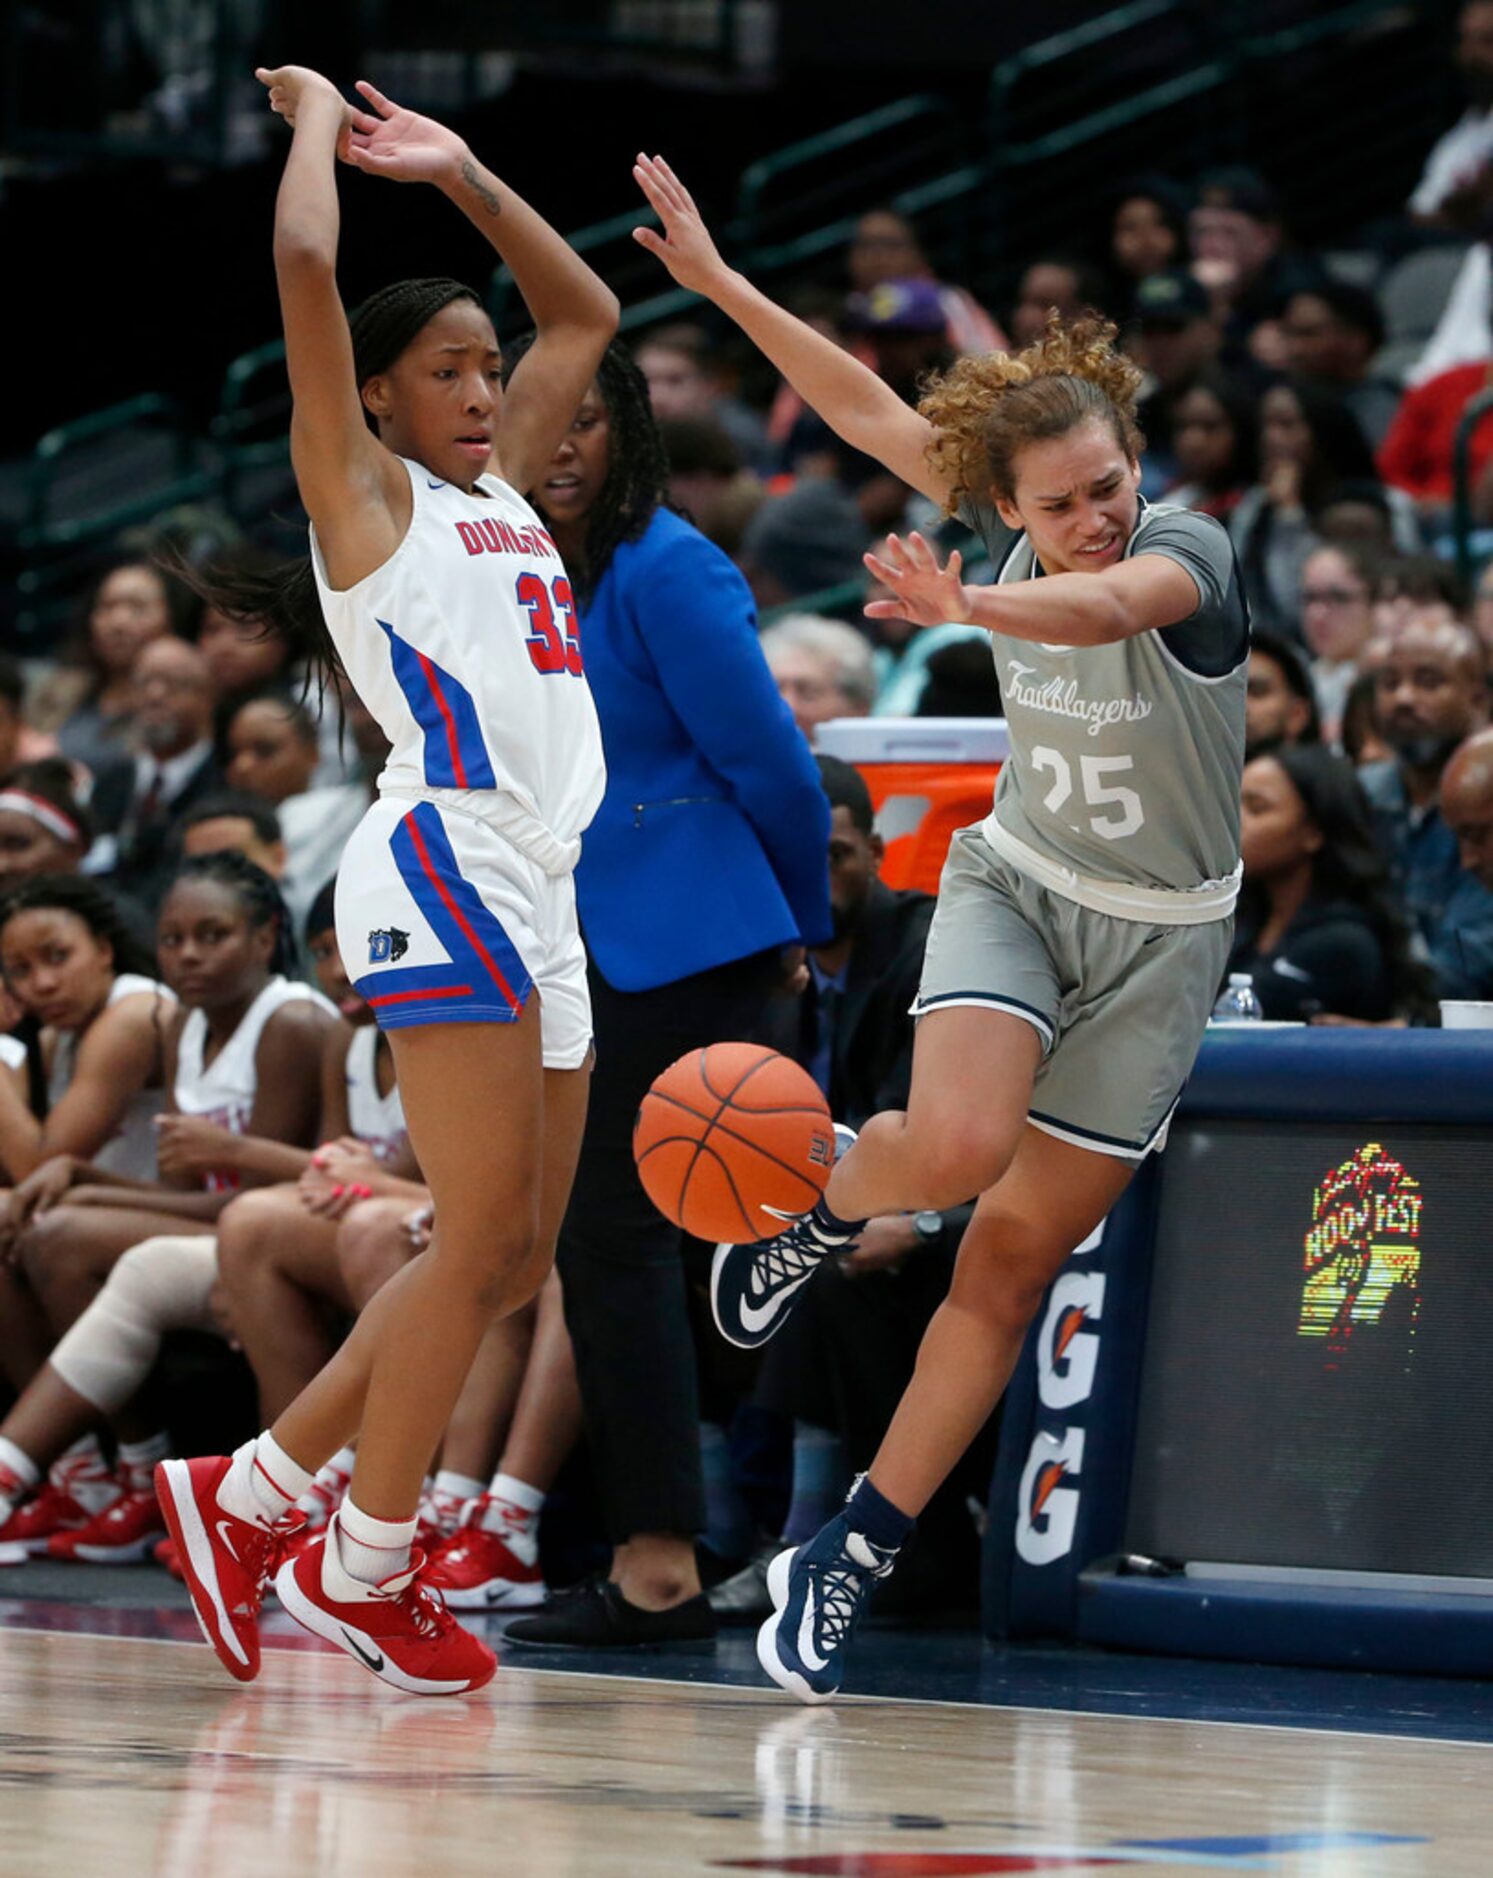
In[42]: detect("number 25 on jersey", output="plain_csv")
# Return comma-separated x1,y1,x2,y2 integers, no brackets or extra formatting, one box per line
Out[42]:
1031,745,1144,840
517,573,583,677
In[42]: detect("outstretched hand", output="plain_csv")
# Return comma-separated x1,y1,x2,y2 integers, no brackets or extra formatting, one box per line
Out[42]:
341,80,471,184
631,154,729,294
863,532,973,630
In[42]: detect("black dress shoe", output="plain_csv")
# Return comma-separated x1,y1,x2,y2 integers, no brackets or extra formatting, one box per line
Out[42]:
706,1543,777,1623
503,1578,718,1648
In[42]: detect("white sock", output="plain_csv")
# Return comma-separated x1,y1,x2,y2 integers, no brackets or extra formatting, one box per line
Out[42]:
117,1432,170,1488
218,1433,315,1528
481,1471,543,1565
302,1446,356,1501
50,1435,116,1511
0,1437,39,1517
51,1433,106,1483
433,1469,485,1520
334,1495,416,1587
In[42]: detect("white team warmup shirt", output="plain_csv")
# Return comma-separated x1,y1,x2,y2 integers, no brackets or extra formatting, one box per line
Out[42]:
174,977,338,1190
344,1023,407,1164
48,973,177,1182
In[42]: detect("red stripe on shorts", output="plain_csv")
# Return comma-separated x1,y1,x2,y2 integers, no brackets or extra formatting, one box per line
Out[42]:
405,815,524,1013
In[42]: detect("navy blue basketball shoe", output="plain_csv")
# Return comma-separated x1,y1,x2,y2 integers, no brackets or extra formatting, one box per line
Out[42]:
710,1125,859,1349
755,1508,898,1705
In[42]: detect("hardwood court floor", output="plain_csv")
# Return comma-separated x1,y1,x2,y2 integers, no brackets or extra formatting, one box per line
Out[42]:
0,1619,1486,1875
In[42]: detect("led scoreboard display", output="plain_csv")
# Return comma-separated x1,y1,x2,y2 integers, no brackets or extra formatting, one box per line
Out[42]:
983,1032,1493,1675
1126,1126,1493,1580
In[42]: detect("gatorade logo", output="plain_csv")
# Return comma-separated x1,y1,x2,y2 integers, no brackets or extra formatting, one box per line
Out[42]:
1015,1427,1085,1566
1014,1217,1109,1572
1036,1272,1106,1411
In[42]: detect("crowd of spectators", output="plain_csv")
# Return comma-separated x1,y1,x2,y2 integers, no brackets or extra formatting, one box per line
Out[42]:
2,4,1493,1639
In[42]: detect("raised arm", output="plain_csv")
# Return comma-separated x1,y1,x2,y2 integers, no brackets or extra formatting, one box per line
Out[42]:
632,155,949,507
257,66,408,584
344,82,619,496
864,531,1200,648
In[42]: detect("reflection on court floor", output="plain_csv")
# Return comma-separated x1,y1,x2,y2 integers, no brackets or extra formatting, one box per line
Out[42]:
0,1614,1482,1875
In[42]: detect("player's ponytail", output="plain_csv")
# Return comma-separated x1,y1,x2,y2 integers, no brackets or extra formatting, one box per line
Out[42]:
173,277,485,689
919,311,1146,515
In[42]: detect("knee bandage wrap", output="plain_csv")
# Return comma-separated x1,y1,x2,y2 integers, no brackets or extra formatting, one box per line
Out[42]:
50,1235,219,1413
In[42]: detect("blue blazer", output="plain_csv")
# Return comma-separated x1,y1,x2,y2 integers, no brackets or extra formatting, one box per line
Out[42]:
575,508,832,992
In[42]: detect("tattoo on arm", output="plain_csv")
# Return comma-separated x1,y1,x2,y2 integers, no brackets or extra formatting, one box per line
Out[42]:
460,158,502,217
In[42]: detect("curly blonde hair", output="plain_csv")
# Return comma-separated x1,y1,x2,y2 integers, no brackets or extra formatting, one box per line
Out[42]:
919,312,1145,516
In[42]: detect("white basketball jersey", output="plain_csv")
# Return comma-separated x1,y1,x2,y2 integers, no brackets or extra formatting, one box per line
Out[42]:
48,973,176,1182
345,1024,407,1165
175,977,337,1190
309,459,605,876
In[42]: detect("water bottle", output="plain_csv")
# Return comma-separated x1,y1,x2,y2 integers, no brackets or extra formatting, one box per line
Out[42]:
1210,972,1263,1024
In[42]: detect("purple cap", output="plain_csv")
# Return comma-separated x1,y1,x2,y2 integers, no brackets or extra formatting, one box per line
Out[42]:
843,278,948,336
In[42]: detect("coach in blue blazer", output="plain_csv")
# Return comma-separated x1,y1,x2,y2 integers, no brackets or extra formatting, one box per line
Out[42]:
502,341,830,1650
575,504,830,986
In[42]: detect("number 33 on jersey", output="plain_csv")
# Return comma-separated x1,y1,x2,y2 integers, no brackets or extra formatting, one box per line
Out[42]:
309,457,604,844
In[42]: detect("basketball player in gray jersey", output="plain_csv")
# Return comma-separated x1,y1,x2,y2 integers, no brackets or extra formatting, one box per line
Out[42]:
633,154,1247,1704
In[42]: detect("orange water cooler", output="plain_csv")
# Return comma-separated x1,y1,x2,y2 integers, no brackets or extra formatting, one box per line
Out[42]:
814,718,1008,893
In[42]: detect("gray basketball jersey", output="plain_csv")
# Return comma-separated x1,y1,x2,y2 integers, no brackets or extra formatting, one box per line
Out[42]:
961,498,1247,899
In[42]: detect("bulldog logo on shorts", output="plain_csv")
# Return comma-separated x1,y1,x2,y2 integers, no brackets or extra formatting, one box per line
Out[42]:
367,927,410,965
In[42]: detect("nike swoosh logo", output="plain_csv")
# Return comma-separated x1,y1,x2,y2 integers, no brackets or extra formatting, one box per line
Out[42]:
738,1269,817,1335
340,1626,385,1672
796,1583,830,1672
426,479,446,489
216,1520,242,1564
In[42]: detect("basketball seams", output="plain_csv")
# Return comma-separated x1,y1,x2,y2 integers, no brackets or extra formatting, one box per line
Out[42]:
683,1140,756,1244
634,1043,832,1243
639,1089,830,1188
697,1044,778,1109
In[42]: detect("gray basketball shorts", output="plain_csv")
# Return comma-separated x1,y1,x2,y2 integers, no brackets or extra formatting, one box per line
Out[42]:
911,826,1233,1160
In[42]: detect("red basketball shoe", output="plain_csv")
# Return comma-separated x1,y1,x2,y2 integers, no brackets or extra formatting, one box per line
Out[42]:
273,1523,497,1696
425,1500,545,1610
49,1481,165,1562
155,1455,299,1683
0,1481,108,1562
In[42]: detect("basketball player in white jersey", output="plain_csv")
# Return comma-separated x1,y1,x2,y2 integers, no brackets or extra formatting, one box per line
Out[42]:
157,65,617,1694
633,156,1248,1703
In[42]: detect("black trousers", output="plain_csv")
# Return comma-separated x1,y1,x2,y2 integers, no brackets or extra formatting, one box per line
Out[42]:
557,948,778,1544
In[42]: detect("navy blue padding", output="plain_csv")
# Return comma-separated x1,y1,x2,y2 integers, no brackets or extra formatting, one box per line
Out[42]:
981,1164,1163,1640
1182,1029,1493,1125
1077,1566,1493,1677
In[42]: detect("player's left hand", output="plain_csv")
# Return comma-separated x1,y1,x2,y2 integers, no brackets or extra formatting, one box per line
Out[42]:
154,1114,237,1181
342,81,470,184
863,532,973,629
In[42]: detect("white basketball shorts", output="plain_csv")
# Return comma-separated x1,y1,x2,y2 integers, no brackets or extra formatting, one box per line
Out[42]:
335,793,591,1070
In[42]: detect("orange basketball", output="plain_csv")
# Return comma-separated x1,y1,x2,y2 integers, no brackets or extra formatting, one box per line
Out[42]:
633,1043,835,1245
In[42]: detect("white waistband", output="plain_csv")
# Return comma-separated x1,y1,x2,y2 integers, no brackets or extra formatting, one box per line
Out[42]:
380,787,580,878
981,814,1239,925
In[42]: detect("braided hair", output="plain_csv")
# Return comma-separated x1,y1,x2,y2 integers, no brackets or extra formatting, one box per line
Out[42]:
177,278,483,689
0,875,159,984
0,874,164,1117
502,334,670,605
166,850,297,979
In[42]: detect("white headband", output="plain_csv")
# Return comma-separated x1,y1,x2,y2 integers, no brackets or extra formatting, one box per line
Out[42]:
0,791,83,846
